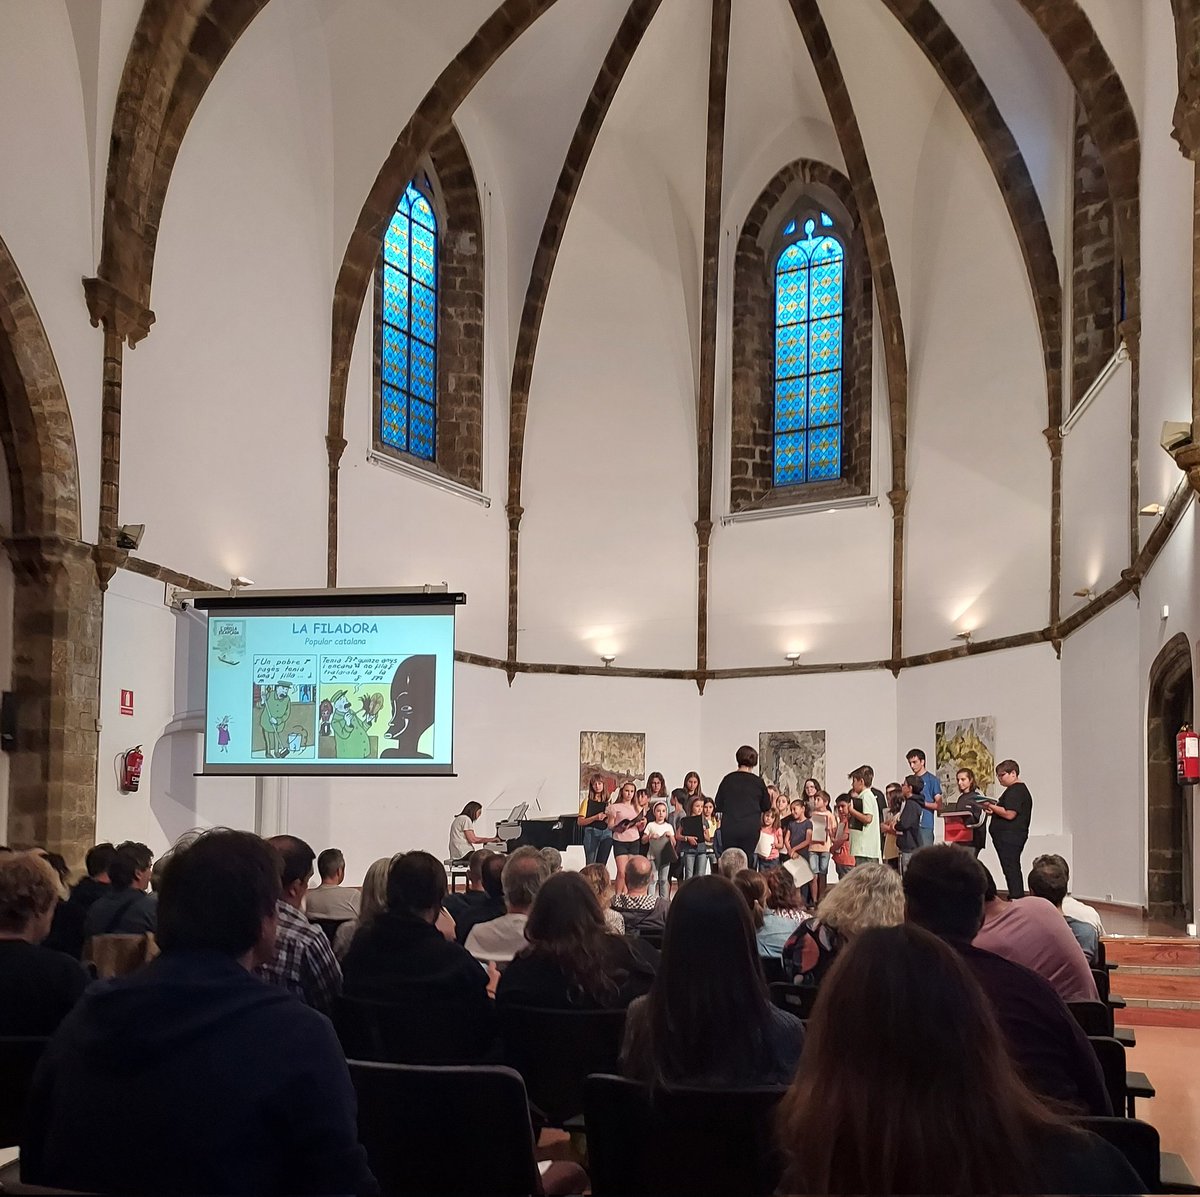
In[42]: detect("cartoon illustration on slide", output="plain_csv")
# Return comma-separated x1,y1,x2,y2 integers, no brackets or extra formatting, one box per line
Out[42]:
381,654,436,759
327,690,372,759
216,715,231,753
258,682,292,758
319,698,334,737
251,656,317,759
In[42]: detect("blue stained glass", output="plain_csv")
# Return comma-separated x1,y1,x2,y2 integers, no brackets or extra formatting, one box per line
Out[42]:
808,426,841,480
772,210,845,486
774,430,807,486
808,371,841,427
776,377,807,433
376,181,437,461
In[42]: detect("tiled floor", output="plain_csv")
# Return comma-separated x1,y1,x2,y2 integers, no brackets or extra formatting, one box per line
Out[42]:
1129,1024,1200,1167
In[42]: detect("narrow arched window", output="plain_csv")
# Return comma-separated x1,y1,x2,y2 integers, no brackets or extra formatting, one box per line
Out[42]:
380,181,438,460
773,213,843,486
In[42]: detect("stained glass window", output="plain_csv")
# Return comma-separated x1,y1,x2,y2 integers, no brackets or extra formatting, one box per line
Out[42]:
380,182,437,460
773,213,843,486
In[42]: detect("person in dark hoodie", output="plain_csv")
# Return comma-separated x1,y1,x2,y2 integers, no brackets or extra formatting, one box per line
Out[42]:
44,842,114,958
21,829,377,1197
453,850,507,944
342,850,497,1063
81,840,157,941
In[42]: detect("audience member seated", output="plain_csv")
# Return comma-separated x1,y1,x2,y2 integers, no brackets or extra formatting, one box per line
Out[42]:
44,841,114,958
304,847,361,922
0,852,88,1035
612,856,670,935
782,861,903,987
341,851,496,1058
1043,853,1105,936
733,869,801,958
21,829,375,1197
455,851,508,944
763,867,805,922
465,847,551,965
776,924,1139,1195
497,872,657,1009
255,834,342,1015
540,846,563,874
903,845,1110,1115
333,856,392,960
621,874,804,1087
444,848,494,922
81,840,157,940
973,866,1099,1003
580,862,627,935
1027,855,1098,963
717,847,748,879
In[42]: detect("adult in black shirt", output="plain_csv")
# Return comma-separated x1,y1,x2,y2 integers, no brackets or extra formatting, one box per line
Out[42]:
0,853,88,1036
82,841,157,941
454,851,507,944
984,759,1033,899
44,842,115,959
442,849,493,922
903,845,1109,1116
714,745,772,860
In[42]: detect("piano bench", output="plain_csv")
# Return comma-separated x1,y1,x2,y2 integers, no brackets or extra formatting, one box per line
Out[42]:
443,859,470,893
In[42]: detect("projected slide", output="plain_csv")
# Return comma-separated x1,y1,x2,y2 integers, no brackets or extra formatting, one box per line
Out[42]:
202,603,456,775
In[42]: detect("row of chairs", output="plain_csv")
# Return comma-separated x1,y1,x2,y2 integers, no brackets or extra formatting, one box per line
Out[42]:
347,1059,1199,1197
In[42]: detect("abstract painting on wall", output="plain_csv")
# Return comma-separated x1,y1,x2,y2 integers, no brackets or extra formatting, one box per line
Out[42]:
579,731,647,803
758,730,826,800
935,715,997,799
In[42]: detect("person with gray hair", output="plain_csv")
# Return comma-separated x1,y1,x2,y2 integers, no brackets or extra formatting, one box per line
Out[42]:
305,847,360,922
464,846,550,965
613,854,670,936
718,847,749,878
540,846,563,874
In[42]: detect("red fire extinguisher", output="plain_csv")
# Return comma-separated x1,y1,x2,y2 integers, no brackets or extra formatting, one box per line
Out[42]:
1177,724,1199,786
120,745,144,793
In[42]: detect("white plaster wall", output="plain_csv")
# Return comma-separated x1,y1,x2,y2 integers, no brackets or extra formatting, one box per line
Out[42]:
0,0,101,540
1060,359,1132,612
1059,595,1143,905
120,1,334,589
1138,1,1194,543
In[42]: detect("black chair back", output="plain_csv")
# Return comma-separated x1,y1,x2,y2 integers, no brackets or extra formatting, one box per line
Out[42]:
584,1073,786,1197
1067,999,1114,1037
0,1036,50,1149
1088,1036,1128,1116
638,931,664,951
311,917,347,947
1091,967,1111,1002
761,955,786,984
499,1004,627,1127
335,994,496,1066
770,981,819,1020
1075,1116,1160,1191
349,1061,541,1196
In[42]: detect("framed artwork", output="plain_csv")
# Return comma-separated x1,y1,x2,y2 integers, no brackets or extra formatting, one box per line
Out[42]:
758,730,826,800
935,716,997,799
579,731,646,803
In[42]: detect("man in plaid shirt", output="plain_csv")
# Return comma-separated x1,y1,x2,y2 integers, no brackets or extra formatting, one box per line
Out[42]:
256,835,342,1015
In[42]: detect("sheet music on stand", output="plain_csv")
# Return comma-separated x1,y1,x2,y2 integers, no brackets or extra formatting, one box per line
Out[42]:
490,779,547,844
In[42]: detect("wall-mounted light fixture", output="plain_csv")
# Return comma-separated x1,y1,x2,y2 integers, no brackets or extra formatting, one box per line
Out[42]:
601,654,615,668
229,576,255,594
785,652,801,667
116,523,145,550
1140,503,1165,517
954,630,974,646
1072,587,1096,600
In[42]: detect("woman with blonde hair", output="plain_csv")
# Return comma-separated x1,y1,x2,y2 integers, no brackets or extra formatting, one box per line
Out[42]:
781,861,903,988
580,862,625,934
333,856,394,958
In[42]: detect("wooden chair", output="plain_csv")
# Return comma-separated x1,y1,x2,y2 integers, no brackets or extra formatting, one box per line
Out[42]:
349,1060,573,1196
1076,1115,1200,1194
769,981,820,1021
0,1037,50,1150
1089,1035,1156,1118
498,1005,627,1127
584,1073,786,1197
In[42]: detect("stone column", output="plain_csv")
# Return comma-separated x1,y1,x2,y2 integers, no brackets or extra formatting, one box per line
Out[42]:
5,534,103,864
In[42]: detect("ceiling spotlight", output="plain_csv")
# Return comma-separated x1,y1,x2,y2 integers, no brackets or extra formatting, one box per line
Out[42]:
601,654,615,668
1073,587,1096,600
954,630,974,645
229,575,255,593
1140,503,1165,517
785,652,802,667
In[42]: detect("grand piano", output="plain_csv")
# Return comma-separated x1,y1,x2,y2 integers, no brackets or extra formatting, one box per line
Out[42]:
496,803,579,851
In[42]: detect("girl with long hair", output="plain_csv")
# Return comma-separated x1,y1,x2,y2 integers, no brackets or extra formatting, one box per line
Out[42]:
448,801,500,864
333,855,395,959
579,773,615,866
620,875,804,1088
777,925,1140,1195
733,869,800,959
497,872,656,1009
608,781,642,895
646,772,668,802
679,796,708,879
